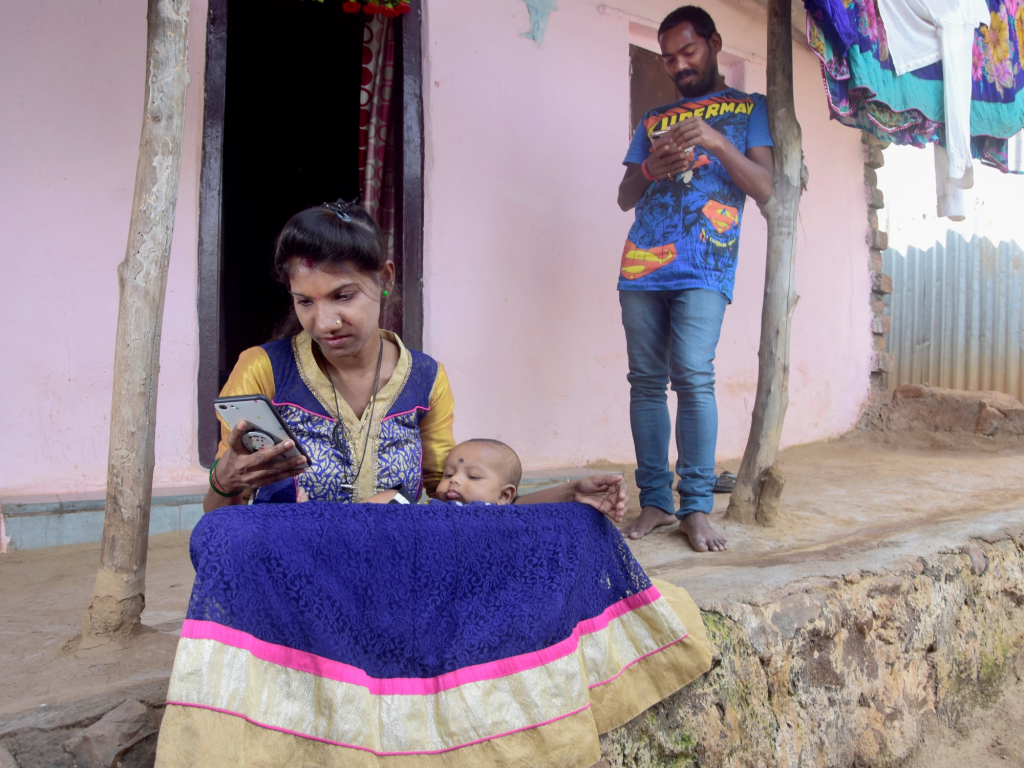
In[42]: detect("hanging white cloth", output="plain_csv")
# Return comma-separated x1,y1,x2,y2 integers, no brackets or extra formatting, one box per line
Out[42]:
877,0,990,218
934,145,966,222
1007,129,1024,173
877,0,989,77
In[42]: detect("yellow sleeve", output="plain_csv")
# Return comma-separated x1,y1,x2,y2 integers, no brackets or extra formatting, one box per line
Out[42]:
215,347,277,459
419,363,456,496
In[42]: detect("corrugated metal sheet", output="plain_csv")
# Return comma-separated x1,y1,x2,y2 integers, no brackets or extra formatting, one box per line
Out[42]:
883,232,1024,400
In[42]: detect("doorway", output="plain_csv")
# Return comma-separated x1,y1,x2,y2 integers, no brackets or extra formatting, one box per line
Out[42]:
196,0,424,465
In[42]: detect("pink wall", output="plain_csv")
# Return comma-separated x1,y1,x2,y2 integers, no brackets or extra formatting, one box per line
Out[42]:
0,0,208,496
421,0,873,467
0,0,873,499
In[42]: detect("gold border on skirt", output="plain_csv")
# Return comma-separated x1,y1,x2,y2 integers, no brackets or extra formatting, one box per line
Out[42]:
155,584,713,767
164,597,687,754
587,579,713,735
155,703,602,768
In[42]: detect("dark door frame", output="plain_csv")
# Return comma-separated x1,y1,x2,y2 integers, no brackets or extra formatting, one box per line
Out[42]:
196,0,425,466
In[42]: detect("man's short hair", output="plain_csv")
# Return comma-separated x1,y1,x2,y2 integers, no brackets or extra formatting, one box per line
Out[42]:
466,439,523,488
658,5,718,40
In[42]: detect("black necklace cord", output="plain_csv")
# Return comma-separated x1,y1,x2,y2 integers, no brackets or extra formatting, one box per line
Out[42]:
328,335,384,495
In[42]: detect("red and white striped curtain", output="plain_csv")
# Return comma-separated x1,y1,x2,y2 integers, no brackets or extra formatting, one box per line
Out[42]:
359,15,401,331
359,15,395,251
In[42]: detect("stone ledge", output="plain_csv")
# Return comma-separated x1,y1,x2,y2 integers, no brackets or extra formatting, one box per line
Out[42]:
0,472,603,551
601,533,1024,767
0,486,207,551
0,679,169,739
5,521,1022,768
0,486,206,517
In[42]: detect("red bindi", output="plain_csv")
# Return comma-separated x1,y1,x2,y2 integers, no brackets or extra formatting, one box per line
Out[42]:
304,258,313,268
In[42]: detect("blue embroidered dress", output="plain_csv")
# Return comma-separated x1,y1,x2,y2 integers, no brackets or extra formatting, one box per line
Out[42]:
216,330,456,504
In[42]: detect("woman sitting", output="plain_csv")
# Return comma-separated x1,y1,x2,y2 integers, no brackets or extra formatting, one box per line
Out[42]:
204,200,627,516
161,201,713,768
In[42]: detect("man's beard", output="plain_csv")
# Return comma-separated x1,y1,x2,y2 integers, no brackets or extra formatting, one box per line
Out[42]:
674,67,717,98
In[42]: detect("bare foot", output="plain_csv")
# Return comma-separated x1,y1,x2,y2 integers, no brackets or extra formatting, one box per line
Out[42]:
621,505,677,540
678,512,727,552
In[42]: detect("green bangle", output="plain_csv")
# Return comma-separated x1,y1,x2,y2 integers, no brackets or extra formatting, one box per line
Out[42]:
209,458,244,498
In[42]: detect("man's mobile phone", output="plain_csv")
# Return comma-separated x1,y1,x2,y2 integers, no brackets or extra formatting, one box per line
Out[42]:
214,395,310,462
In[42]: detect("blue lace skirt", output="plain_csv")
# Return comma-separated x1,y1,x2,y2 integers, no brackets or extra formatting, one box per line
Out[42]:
154,502,711,768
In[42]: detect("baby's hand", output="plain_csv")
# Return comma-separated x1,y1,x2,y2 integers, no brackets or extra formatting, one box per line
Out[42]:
572,475,628,523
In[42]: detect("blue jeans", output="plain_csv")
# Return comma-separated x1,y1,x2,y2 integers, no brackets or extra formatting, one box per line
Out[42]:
619,288,727,517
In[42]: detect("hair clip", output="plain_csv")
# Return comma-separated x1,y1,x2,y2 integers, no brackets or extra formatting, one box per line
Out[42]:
323,202,351,222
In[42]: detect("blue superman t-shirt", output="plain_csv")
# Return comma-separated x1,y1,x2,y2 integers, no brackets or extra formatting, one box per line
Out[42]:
619,88,773,301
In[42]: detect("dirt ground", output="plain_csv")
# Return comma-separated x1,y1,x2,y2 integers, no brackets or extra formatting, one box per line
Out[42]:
594,429,1024,584
903,672,1024,767
0,532,192,719
3,429,1024,763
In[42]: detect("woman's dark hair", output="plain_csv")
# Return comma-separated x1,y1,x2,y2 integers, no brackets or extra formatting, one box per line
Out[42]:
272,200,386,283
658,5,717,40
270,200,398,339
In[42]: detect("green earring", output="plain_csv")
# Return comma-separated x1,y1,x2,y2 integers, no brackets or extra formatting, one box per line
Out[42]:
382,289,390,298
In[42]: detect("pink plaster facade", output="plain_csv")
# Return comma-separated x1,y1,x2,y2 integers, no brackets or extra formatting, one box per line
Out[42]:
1,0,209,497
0,0,872,498
421,0,873,466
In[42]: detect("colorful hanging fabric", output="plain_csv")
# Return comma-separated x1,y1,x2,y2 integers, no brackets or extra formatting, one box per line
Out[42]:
802,0,859,55
805,0,1024,173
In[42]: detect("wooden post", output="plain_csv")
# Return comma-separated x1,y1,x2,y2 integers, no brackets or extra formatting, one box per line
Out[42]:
82,0,190,642
725,0,806,526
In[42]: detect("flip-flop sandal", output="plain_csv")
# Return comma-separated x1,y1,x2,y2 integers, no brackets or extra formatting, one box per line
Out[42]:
713,471,736,494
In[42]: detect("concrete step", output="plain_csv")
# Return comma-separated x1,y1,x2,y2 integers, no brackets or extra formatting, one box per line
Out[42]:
0,468,606,551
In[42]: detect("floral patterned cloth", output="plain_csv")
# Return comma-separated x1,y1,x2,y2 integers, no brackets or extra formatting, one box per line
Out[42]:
806,0,1024,172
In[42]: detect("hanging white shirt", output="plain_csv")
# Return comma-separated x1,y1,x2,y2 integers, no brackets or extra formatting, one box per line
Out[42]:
877,0,989,76
876,0,990,217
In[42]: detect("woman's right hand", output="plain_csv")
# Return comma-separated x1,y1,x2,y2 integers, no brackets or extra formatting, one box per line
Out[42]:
214,420,308,494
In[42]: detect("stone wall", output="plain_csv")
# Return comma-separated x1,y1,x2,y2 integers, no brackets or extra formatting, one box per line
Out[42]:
600,536,1024,767
864,131,895,390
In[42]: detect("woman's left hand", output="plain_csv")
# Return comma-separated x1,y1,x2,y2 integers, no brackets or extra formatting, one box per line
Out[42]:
572,475,628,523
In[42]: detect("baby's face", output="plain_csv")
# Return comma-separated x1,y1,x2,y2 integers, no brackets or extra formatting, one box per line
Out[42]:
435,444,517,505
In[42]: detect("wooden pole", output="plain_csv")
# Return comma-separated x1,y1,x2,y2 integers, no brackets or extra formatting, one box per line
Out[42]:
725,0,806,526
82,0,190,642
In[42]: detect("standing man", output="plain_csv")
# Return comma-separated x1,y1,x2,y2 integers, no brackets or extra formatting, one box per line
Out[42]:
617,6,774,551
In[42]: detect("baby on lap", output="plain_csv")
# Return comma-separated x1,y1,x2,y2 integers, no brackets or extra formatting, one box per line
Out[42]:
374,439,626,522
387,439,521,506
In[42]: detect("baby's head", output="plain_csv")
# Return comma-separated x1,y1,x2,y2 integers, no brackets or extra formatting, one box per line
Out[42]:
435,439,523,505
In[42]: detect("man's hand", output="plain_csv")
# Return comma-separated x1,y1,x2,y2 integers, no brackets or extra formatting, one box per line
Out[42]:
645,135,692,181
669,117,775,204
618,131,695,210
669,117,726,155
618,140,689,211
